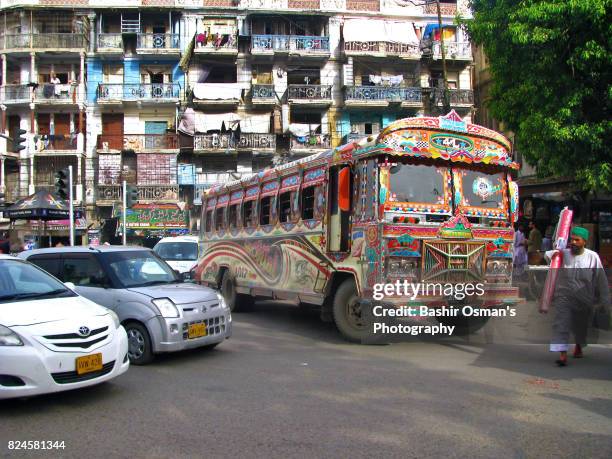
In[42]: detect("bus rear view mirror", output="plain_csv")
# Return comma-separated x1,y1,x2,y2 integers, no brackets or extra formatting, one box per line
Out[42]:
339,166,351,212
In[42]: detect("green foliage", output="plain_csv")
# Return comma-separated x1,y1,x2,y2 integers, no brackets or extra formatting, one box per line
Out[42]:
464,0,612,191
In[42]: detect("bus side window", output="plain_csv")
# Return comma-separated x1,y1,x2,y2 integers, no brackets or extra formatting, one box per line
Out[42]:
243,201,255,227
302,186,315,220
205,209,213,233
279,191,292,223
215,207,225,231
229,204,239,229
260,196,272,225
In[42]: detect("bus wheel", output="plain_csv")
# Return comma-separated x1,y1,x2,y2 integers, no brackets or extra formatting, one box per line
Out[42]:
220,271,252,312
435,315,490,336
333,280,368,343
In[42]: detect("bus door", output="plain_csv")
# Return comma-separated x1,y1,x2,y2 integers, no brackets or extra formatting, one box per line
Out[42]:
328,165,352,253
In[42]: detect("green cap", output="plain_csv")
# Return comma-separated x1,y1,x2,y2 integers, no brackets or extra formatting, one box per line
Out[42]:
571,226,589,241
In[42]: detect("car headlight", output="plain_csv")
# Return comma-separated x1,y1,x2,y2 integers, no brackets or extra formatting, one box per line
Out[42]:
0,324,24,346
152,298,180,318
216,293,228,310
107,310,121,329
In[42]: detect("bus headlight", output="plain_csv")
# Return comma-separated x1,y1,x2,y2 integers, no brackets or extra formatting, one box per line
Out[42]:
386,258,419,279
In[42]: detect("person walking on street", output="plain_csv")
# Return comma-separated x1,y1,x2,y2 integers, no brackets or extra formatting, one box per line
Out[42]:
513,223,528,277
526,221,543,264
544,226,610,366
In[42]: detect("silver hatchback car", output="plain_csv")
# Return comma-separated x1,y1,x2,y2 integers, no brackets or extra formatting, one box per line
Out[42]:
20,246,231,364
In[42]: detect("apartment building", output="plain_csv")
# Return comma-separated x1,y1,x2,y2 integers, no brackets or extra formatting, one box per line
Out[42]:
0,0,473,242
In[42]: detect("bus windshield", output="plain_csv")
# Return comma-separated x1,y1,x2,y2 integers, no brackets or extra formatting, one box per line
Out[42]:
387,163,447,206
457,169,506,210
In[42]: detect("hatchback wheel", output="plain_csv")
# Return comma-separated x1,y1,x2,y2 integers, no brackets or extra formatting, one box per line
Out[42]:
125,322,153,365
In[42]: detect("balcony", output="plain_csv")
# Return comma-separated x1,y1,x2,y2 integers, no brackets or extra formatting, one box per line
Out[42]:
97,83,181,104
96,184,180,204
427,41,472,61
287,85,332,105
344,86,422,108
35,136,79,154
344,41,420,59
193,133,276,153
0,33,86,52
193,34,238,55
251,35,330,57
97,33,123,53
431,88,474,108
2,84,31,104
34,84,81,105
290,135,331,153
288,0,320,7
97,134,179,153
136,33,180,54
424,2,457,15
251,84,276,105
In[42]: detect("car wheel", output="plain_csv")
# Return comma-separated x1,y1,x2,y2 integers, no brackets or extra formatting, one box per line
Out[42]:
332,280,369,343
125,322,154,365
202,343,218,351
221,271,252,312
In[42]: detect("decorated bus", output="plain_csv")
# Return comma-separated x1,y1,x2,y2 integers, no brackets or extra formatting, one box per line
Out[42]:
194,111,520,342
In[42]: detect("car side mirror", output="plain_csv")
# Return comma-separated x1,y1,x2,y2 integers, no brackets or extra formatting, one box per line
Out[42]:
64,281,76,290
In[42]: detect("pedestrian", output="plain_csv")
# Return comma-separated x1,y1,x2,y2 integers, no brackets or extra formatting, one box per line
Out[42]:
542,226,553,252
544,226,610,366
526,221,542,264
0,232,10,254
513,223,528,277
55,241,64,247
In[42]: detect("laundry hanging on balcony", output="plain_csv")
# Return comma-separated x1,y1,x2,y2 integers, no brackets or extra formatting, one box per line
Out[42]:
178,108,196,136
192,83,242,101
194,112,241,133
343,19,419,44
422,24,456,41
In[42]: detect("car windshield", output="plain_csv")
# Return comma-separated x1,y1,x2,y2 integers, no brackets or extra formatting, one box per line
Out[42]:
100,251,180,288
153,242,198,261
0,259,75,303
387,163,448,206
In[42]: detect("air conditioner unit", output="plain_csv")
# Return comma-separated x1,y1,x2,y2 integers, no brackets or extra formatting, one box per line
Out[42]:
102,142,109,151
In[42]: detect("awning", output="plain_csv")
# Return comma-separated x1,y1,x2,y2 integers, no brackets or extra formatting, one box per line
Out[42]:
344,19,418,44
288,123,321,137
193,83,242,101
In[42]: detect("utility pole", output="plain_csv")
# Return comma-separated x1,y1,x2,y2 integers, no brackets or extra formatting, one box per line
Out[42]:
68,165,74,246
122,180,127,246
435,0,451,114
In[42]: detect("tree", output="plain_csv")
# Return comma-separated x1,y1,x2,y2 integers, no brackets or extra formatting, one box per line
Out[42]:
464,0,612,191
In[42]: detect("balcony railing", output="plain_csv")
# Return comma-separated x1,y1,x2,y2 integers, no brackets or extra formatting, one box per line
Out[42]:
287,84,332,101
251,35,330,54
288,0,320,7
97,134,179,152
97,83,181,102
194,34,237,52
430,41,472,60
35,135,78,152
290,135,331,150
98,33,123,50
424,2,457,15
97,184,180,202
2,84,31,103
342,133,369,144
344,41,421,58
34,84,79,103
251,84,276,101
432,88,474,106
137,33,180,50
193,133,276,151
346,0,380,11
345,86,422,104
1,33,86,50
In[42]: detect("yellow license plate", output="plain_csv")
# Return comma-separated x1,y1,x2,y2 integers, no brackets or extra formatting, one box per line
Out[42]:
188,323,207,339
76,353,103,375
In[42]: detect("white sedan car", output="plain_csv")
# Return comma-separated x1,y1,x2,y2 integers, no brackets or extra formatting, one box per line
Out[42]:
0,254,129,399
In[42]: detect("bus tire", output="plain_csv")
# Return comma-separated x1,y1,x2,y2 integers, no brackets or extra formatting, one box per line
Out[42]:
435,315,490,336
220,271,252,312
332,279,368,343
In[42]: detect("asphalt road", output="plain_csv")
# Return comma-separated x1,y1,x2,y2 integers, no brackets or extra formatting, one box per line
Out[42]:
1,300,611,459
